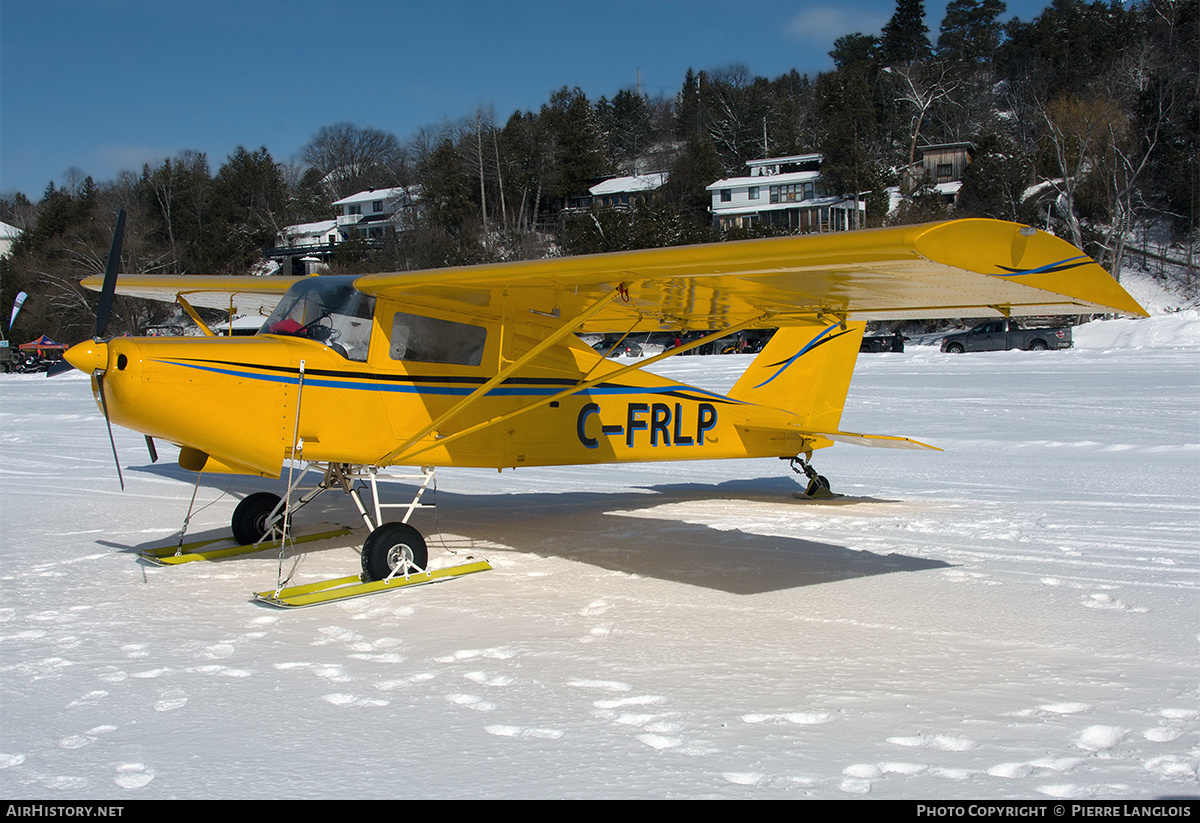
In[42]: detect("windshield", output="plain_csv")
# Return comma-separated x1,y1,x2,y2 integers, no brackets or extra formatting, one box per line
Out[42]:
259,276,375,361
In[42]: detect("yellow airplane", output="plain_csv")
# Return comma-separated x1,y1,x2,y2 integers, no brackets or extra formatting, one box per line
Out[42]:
62,216,1145,605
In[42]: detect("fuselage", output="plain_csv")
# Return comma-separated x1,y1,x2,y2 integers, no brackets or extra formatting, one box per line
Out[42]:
69,286,812,478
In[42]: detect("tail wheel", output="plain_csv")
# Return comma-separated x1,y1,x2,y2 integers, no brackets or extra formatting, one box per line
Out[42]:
805,474,832,498
361,522,428,582
231,492,284,545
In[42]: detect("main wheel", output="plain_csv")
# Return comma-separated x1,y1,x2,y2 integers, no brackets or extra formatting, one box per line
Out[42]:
231,492,283,546
361,522,428,582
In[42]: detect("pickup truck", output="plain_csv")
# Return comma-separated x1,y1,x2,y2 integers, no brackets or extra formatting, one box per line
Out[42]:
940,320,1072,353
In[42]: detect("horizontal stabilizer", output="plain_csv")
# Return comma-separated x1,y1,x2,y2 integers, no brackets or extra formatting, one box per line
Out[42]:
817,432,941,451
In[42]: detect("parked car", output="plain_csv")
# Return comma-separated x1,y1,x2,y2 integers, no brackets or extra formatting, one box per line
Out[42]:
592,339,643,358
940,319,1072,353
860,331,906,353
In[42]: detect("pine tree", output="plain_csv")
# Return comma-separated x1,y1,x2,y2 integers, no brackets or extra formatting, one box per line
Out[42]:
880,0,933,65
675,69,704,140
205,146,287,274
937,0,1007,69
540,87,609,205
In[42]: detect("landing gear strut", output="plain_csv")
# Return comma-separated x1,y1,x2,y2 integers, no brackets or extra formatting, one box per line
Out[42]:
788,456,836,499
254,463,441,582
249,464,491,607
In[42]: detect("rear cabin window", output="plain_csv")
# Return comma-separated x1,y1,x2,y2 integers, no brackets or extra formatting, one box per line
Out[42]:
390,312,487,366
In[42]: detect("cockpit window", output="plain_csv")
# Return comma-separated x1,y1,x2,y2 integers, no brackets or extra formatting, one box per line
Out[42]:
390,312,487,366
260,276,375,361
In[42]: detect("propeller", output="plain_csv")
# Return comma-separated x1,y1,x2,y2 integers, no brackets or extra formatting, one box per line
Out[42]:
45,209,126,378
95,209,124,339
54,211,127,487
96,366,124,490
94,210,126,489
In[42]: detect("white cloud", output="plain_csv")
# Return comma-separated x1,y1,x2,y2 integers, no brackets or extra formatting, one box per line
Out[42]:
784,6,890,44
98,144,169,170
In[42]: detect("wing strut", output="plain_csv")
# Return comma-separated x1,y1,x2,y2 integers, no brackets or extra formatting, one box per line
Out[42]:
176,293,217,337
387,315,769,465
377,284,630,465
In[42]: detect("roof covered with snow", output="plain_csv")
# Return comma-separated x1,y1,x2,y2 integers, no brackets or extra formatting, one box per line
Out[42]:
332,186,414,207
281,220,337,236
589,173,667,196
707,169,821,191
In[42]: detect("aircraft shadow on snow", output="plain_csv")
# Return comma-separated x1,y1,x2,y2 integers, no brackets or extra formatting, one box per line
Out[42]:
106,462,947,596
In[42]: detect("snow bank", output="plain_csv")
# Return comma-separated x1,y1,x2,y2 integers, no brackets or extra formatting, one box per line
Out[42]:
1117,270,1198,315
1074,310,1200,350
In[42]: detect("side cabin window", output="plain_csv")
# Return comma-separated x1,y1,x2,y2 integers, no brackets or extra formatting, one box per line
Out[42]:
390,312,487,366
259,276,375,361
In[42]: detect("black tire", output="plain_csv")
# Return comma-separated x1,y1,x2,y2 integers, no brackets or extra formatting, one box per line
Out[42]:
231,492,283,546
945,342,964,354
361,522,428,582
1028,339,1048,351
805,474,831,497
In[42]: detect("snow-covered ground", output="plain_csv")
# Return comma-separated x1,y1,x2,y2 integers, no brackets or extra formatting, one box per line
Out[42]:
1,309,1197,799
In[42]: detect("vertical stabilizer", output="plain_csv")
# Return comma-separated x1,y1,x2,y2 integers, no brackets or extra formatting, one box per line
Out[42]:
728,320,865,432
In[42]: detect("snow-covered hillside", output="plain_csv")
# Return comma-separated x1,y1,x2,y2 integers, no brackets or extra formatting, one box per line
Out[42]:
0,310,1196,799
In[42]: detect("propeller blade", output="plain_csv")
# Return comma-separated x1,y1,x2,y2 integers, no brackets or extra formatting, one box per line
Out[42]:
145,436,159,463
95,209,125,340
94,371,125,490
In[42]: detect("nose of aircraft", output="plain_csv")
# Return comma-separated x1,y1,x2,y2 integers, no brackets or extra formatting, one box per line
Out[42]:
64,339,110,374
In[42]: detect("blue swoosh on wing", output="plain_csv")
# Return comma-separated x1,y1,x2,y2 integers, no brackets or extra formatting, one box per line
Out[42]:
997,256,1091,276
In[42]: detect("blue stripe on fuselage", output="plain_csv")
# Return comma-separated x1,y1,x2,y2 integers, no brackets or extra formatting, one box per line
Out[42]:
152,358,741,403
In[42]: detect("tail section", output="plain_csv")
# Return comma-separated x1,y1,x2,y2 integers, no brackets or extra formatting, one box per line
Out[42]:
728,320,865,432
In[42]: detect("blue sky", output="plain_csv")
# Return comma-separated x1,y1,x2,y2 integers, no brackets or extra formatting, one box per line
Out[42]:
2,0,1055,199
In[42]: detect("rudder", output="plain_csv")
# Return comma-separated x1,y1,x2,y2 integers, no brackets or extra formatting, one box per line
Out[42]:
728,320,865,432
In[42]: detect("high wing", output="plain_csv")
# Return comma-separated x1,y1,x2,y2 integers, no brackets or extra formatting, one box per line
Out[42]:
82,220,1146,328
352,219,1148,330
79,273,303,317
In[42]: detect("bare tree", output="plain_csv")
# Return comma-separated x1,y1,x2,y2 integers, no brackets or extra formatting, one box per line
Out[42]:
303,123,404,200
883,62,961,178
1038,93,1125,250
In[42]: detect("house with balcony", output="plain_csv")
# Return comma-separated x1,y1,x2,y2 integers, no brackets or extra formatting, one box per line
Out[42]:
706,154,865,233
332,185,419,240
269,185,420,274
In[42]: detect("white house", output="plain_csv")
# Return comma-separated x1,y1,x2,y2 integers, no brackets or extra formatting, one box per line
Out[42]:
275,219,338,252
331,185,419,241
272,185,421,274
706,154,865,233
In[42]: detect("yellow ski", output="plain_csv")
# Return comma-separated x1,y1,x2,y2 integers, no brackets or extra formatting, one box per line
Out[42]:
252,559,492,608
140,527,353,566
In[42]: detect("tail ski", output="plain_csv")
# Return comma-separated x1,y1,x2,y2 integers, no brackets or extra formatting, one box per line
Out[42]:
728,320,938,451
